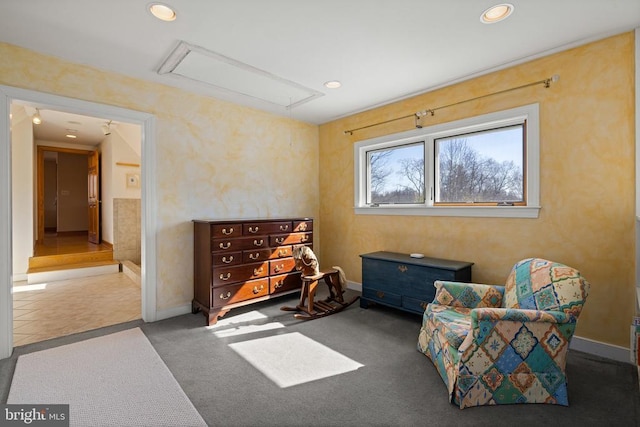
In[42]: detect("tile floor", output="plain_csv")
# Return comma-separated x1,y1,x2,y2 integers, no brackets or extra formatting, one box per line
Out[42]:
13,272,141,347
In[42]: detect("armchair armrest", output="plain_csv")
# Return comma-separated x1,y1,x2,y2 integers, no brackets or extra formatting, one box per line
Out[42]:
471,307,576,324
433,280,505,308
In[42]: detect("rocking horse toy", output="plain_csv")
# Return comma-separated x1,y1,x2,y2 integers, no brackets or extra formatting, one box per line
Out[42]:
280,245,359,320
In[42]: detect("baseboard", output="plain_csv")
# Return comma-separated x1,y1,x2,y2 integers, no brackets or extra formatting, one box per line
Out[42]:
347,280,632,364
12,273,27,282
347,280,362,293
156,304,192,321
570,335,631,364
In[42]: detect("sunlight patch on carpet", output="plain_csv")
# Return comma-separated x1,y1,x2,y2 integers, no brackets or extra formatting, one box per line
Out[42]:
205,310,268,328
213,321,285,338
206,310,286,338
228,332,364,388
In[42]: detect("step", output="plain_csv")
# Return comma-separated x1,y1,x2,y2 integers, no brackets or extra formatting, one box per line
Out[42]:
27,260,121,284
29,250,114,270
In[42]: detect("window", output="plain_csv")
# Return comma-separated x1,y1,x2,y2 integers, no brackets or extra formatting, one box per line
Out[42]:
435,125,524,205
368,141,425,205
354,104,540,218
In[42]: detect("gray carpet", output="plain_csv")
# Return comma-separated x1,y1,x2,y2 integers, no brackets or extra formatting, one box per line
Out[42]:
1,289,639,426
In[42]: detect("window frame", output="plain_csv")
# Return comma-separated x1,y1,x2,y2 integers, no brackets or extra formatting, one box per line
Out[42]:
354,103,540,218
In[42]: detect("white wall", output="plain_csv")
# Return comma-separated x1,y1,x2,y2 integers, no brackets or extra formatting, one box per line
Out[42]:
100,123,141,245
10,109,33,279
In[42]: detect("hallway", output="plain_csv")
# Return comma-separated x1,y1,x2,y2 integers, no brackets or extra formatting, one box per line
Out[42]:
34,231,112,257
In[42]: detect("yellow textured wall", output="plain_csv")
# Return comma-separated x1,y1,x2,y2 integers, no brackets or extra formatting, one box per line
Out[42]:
0,43,319,312
319,33,635,348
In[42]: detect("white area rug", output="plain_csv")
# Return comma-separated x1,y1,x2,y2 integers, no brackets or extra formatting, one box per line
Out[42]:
229,332,364,388
8,328,207,427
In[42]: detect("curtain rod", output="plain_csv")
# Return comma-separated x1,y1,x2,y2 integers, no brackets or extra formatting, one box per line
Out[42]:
343,74,559,135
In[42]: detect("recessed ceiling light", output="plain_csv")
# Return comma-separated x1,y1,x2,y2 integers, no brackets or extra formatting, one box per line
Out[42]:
65,134,77,139
149,3,177,21
324,81,342,89
480,4,514,24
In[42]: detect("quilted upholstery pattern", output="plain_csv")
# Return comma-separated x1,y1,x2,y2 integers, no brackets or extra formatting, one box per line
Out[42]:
503,258,589,317
418,258,590,409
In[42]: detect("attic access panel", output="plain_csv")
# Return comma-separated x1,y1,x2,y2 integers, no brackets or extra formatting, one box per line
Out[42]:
157,41,323,109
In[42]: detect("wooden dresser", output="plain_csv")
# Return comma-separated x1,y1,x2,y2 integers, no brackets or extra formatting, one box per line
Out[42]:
192,218,313,325
360,251,473,315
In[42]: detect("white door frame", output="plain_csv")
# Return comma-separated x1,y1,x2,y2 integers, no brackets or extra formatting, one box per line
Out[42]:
0,85,158,359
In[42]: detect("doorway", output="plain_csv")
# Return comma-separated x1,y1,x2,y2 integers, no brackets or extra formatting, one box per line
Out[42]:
15,109,142,346
37,146,94,245
0,85,158,359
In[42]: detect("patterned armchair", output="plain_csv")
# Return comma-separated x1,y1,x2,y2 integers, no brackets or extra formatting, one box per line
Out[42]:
417,258,590,409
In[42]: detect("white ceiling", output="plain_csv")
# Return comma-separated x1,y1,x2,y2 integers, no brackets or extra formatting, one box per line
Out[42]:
11,103,119,146
1,0,639,128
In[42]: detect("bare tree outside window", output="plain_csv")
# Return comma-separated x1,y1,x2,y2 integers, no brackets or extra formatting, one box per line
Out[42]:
437,125,523,203
368,150,392,197
368,142,425,204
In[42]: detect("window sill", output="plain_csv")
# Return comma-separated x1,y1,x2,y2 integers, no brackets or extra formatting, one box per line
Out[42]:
354,205,541,218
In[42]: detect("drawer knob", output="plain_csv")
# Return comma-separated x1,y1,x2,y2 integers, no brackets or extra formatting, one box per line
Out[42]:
275,237,285,244
253,285,264,294
274,264,284,273
279,224,289,231
219,291,231,300
249,226,259,234
297,223,308,231
253,267,264,276
253,239,264,247
278,249,288,257
219,242,231,250
420,301,428,310
249,253,260,260
300,235,309,243
376,291,385,298
398,265,408,273
219,272,231,281
274,280,283,289
222,227,233,235
222,256,234,264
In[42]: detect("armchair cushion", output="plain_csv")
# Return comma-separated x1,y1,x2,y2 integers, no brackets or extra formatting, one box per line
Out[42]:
433,281,505,309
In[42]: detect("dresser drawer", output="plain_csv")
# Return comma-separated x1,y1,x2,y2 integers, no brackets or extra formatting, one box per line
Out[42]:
212,278,269,308
270,272,302,294
211,223,242,238
362,287,402,308
213,236,270,252
270,245,292,259
270,232,312,246
243,221,293,236
269,257,296,275
242,248,272,263
212,251,242,267
293,220,313,232
213,261,269,287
